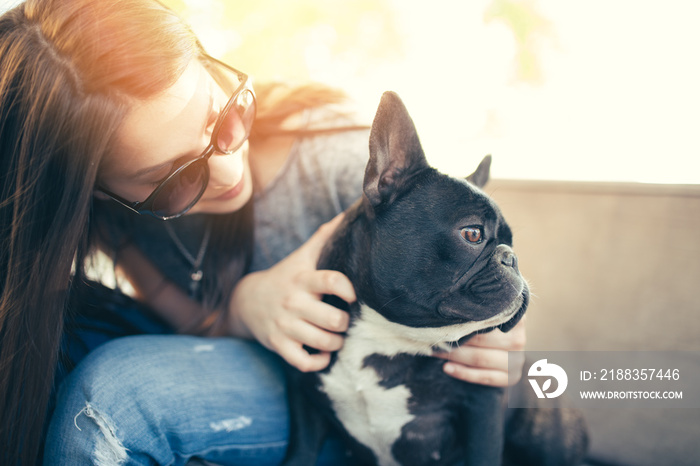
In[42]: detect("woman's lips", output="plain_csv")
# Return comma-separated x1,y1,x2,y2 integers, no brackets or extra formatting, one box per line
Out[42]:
213,176,245,201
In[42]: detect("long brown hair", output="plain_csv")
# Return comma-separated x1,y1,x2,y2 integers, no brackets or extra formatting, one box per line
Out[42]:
0,0,351,464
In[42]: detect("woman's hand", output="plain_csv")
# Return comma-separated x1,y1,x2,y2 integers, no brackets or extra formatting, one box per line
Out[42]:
433,317,527,387
228,214,355,372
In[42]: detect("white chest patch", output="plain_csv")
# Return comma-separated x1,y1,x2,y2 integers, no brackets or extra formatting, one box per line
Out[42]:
319,300,523,466
319,306,415,466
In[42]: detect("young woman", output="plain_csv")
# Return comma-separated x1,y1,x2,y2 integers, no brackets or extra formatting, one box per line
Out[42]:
0,0,527,464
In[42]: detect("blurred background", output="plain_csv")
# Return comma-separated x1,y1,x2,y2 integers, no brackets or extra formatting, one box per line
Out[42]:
161,0,700,184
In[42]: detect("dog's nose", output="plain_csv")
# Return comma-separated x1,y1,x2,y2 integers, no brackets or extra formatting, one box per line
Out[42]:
500,250,517,268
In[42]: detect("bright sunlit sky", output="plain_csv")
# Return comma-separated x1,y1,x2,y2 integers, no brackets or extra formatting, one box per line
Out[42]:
2,0,698,184
167,0,699,184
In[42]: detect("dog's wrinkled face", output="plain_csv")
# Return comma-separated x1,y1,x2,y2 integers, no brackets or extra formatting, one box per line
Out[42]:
357,92,528,335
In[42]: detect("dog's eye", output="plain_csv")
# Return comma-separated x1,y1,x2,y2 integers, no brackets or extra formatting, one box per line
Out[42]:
460,226,483,243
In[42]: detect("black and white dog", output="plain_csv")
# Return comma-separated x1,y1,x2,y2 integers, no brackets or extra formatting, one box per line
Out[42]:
284,92,586,466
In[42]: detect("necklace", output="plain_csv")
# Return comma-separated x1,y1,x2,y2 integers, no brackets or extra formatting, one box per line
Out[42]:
164,222,212,298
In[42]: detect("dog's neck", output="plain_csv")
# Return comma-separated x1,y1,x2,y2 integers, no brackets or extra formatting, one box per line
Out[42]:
348,303,510,356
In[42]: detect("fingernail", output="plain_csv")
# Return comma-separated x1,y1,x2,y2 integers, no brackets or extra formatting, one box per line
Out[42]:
444,363,455,374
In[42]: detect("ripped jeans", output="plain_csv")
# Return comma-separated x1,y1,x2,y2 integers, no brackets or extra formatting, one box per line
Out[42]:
44,336,348,465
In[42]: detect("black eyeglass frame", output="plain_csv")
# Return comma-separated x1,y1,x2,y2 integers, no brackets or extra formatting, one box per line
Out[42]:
97,55,256,220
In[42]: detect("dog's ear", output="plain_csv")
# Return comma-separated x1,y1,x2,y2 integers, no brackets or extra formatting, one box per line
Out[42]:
466,155,491,188
364,91,429,207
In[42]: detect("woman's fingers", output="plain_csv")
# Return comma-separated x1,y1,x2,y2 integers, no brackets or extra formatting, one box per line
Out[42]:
295,269,356,309
434,346,508,370
276,311,345,352
467,317,527,350
297,297,350,334
443,363,511,387
273,337,332,373
276,278,349,351
230,215,354,372
437,347,525,386
435,346,514,386
433,317,528,387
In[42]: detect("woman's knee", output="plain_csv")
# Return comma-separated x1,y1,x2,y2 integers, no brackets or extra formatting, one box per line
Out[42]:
46,335,291,465
61,334,287,401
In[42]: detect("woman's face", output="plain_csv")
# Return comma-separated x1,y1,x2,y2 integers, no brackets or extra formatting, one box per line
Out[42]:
98,58,253,216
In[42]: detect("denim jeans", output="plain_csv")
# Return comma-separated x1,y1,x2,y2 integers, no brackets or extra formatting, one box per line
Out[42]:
43,286,348,465
45,335,349,466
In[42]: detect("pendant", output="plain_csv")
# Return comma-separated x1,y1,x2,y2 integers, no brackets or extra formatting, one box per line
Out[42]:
189,269,203,297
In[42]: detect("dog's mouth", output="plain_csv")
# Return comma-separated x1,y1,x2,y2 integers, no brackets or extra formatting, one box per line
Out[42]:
431,286,528,352
452,287,529,349
497,288,528,332
475,288,526,331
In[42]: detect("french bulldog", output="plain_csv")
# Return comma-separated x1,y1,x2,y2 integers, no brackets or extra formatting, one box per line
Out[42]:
283,92,586,466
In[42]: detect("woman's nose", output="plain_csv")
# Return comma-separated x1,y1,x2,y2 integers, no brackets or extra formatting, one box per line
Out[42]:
206,145,246,187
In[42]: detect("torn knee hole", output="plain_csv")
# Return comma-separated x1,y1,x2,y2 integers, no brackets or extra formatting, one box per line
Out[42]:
73,402,129,465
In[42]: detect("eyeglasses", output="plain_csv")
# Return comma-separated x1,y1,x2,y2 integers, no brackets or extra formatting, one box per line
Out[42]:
98,55,256,220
